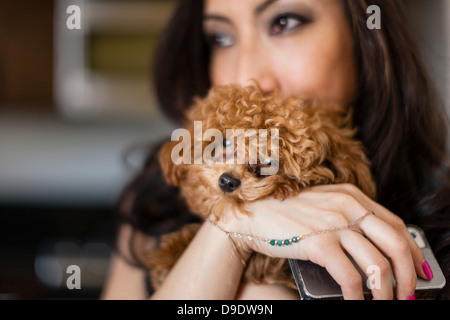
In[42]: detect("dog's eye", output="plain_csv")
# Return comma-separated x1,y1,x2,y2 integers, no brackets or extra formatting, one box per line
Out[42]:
247,163,268,177
248,159,276,177
248,164,262,177
223,139,232,148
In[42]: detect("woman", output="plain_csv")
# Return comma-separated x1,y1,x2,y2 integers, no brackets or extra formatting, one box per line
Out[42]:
102,0,450,300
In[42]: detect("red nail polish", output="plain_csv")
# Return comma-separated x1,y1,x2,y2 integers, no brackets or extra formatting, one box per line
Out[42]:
408,293,415,300
422,260,434,280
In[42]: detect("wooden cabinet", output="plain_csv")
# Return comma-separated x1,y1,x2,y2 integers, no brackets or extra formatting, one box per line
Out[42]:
0,0,54,109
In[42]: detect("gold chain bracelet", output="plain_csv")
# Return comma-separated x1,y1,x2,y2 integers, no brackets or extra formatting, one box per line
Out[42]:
207,211,374,248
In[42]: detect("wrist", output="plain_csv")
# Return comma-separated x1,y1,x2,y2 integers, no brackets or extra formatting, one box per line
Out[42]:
154,215,249,299
207,208,253,263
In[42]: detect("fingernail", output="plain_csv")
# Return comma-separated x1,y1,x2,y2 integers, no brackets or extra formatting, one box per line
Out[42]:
422,260,434,280
408,293,415,300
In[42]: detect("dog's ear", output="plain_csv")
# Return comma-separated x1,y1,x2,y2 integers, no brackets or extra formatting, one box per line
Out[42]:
158,141,185,187
311,107,377,199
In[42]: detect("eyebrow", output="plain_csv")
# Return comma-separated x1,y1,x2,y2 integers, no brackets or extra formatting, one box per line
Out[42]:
255,0,278,16
203,0,278,24
203,14,231,24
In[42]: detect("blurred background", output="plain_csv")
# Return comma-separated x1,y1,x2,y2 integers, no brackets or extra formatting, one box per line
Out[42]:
0,0,449,299
0,0,178,299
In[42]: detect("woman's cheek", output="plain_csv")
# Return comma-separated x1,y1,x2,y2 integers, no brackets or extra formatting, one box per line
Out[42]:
270,48,322,100
274,43,356,104
210,53,235,86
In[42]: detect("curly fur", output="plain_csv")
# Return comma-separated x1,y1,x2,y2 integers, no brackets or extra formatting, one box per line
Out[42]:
146,85,376,291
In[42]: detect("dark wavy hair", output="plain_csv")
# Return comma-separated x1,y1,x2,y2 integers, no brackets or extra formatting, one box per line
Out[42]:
117,0,450,298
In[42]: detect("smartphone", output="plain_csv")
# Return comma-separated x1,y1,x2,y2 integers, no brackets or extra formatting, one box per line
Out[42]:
288,225,446,300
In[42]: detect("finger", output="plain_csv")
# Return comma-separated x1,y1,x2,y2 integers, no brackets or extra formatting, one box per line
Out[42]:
359,215,417,300
369,211,427,280
326,184,428,281
312,184,427,283
308,242,365,300
340,230,394,300
405,231,429,280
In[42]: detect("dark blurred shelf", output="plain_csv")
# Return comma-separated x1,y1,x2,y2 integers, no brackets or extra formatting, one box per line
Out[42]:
0,204,116,300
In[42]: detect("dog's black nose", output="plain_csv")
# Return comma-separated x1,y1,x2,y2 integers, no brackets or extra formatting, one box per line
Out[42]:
218,173,241,193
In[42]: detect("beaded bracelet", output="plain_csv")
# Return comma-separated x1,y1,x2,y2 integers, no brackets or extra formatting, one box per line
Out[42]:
207,211,374,250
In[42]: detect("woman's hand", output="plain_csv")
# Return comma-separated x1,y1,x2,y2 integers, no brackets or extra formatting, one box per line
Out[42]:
221,183,428,300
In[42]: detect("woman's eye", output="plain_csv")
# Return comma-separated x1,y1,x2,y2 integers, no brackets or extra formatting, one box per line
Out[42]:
270,14,305,36
207,33,234,48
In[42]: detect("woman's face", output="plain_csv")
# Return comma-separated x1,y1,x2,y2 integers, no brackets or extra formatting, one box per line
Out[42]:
203,0,357,105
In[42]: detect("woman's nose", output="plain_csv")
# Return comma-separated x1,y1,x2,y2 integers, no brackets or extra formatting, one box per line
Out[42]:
235,48,280,95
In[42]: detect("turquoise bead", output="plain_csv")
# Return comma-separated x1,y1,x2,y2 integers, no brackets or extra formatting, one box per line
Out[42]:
277,240,283,246
292,237,298,243
270,240,276,246
284,239,290,246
